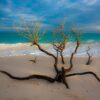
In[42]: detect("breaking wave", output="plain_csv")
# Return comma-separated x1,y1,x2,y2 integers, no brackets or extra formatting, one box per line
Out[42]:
0,42,100,57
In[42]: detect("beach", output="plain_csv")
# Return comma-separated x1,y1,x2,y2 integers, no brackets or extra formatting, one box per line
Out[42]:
0,42,100,57
0,0,100,99
0,55,100,100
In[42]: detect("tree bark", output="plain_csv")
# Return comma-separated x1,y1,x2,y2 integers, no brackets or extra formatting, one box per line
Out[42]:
65,41,80,72
60,51,65,64
66,71,100,82
86,47,92,65
33,43,59,73
0,71,55,83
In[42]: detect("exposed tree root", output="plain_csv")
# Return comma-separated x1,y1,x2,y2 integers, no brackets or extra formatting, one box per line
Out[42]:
66,71,100,82
0,70,69,88
0,70,99,89
0,70,55,82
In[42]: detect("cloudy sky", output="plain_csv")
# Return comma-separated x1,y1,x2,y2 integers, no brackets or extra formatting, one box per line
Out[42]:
0,0,100,32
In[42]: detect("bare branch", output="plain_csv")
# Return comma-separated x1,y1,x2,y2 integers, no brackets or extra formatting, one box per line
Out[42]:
32,43,59,72
86,46,92,65
66,71,100,82
65,30,80,73
0,71,55,83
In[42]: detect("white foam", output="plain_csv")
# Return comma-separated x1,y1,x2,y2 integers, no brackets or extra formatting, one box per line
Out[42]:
0,42,100,57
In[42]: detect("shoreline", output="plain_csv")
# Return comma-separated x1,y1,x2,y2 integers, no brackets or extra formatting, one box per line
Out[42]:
0,42,100,57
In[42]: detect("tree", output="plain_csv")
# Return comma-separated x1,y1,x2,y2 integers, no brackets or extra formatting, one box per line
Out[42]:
0,22,100,89
50,24,67,65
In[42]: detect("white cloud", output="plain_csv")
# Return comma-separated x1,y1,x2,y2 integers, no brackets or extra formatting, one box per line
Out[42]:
0,26,13,30
83,0,98,5
95,26,100,30
0,5,12,14
44,0,99,11
78,24,100,32
15,13,43,21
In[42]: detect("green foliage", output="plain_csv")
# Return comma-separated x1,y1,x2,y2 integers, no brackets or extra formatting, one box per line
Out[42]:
52,24,69,44
14,18,82,44
15,22,46,43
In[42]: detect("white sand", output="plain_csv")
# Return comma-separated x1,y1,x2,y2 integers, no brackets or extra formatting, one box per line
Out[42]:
0,55,100,100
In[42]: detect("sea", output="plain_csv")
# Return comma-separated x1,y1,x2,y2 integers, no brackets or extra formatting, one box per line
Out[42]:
0,31,100,57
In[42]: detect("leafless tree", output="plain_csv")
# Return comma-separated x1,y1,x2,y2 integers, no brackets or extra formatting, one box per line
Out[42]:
0,23,99,89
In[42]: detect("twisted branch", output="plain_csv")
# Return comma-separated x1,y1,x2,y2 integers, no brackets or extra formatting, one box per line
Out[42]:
65,41,80,72
33,42,59,73
34,43,56,60
66,71,100,82
86,47,92,65
0,71,55,83
52,42,65,64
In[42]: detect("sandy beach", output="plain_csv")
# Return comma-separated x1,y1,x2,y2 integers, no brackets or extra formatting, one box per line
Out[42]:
0,55,100,100
0,0,100,99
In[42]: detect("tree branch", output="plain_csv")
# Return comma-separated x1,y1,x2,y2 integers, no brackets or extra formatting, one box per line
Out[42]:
66,71,100,82
33,43,59,73
60,51,65,64
0,71,56,83
86,47,92,65
65,41,80,72
52,42,65,64
34,43,56,59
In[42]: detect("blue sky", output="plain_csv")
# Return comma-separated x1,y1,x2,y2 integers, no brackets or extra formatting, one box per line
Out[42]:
0,0,100,32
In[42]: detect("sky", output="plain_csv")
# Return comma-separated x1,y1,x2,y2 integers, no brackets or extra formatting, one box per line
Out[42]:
0,0,100,32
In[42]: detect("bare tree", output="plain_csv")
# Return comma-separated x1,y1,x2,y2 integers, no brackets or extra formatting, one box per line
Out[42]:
0,23,100,89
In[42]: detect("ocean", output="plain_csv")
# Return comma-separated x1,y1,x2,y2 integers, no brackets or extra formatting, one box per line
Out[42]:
0,31,100,43
0,31,100,57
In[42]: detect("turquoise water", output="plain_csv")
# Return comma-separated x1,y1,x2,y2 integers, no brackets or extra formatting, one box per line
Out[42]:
0,31,100,44
0,31,27,43
0,31,100,57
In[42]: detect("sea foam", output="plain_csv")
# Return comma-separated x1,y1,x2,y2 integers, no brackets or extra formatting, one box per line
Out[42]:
0,42,100,57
